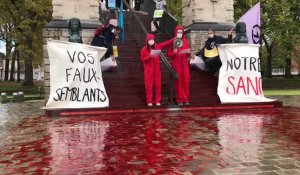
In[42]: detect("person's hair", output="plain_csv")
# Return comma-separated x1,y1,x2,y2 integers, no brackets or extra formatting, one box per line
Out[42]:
115,26,122,32
208,28,215,33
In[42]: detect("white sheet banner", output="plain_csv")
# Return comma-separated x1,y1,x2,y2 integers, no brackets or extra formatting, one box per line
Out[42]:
45,40,109,109
217,44,274,103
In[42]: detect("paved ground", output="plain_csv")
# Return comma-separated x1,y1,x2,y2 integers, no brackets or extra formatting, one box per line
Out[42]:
266,95,300,108
0,98,299,174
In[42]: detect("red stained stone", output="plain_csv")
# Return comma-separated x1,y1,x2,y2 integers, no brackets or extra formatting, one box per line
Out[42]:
0,107,299,174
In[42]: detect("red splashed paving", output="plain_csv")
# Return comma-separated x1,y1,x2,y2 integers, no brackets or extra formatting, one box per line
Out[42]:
0,107,300,174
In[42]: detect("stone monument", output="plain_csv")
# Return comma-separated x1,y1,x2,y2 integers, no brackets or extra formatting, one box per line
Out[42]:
233,22,248,43
68,18,83,43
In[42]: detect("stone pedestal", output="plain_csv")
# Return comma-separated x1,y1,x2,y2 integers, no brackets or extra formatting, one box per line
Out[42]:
183,0,235,54
52,0,99,20
183,0,234,26
43,1,101,101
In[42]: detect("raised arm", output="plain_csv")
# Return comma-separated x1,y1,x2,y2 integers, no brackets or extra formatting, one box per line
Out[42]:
217,29,233,44
157,37,175,49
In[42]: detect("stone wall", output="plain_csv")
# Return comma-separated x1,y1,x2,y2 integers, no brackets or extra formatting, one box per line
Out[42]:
43,25,99,100
186,31,228,55
183,0,234,26
43,26,99,99
182,0,235,55
43,0,101,101
185,23,234,55
52,0,99,20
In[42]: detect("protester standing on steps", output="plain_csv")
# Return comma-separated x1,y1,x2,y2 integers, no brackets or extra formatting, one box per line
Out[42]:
99,0,108,11
106,0,121,9
140,34,175,107
167,25,191,106
106,0,120,20
91,23,121,59
153,0,167,34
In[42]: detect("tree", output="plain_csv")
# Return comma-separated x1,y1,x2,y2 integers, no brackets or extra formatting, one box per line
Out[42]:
1,0,52,85
166,0,182,24
0,2,15,81
263,0,299,78
234,0,299,78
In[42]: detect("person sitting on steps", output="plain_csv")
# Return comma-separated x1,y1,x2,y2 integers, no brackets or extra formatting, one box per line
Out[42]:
192,28,233,76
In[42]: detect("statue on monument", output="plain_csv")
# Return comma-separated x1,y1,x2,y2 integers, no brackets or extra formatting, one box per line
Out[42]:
68,18,83,43
233,22,248,43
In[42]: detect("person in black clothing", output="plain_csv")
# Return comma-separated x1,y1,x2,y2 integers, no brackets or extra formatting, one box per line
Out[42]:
152,0,167,34
134,0,144,11
106,0,120,9
91,24,121,59
106,0,130,10
193,28,233,74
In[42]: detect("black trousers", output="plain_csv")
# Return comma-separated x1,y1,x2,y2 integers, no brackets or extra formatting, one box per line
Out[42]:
204,56,222,73
153,18,161,31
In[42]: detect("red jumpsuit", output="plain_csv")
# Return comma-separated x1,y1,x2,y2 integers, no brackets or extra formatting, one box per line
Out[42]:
167,26,191,104
140,34,174,104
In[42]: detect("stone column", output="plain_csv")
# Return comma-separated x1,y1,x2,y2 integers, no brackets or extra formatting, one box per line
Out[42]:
43,0,101,101
183,0,234,54
129,0,133,9
52,0,99,20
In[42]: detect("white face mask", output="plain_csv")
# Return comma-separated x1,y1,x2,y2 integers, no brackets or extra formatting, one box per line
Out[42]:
177,33,183,38
148,39,155,46
208,34,214,38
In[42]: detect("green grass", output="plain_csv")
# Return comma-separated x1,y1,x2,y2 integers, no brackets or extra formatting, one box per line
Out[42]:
263,89,300,96
0,81,44,95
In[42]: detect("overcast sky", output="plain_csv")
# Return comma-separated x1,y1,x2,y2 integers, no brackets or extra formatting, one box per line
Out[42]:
0,40,5,54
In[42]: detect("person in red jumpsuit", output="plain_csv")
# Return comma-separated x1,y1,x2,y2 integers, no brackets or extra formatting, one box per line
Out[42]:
140,34,174,107
167,25,191,106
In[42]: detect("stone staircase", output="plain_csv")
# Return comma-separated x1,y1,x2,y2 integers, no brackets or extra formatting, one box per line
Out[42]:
49,11,282,116
102,11,220,109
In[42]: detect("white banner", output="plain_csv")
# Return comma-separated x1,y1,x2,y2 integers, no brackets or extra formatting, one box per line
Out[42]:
45,40,109,109
217,44,274,103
